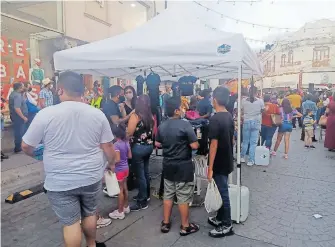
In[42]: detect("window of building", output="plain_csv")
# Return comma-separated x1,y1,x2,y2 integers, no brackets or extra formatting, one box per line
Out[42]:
288,50,293,64
1,1,63,32
313,46,330,61
281,54,286,67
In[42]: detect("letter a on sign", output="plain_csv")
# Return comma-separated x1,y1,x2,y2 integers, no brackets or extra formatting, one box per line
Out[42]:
14,63,29,82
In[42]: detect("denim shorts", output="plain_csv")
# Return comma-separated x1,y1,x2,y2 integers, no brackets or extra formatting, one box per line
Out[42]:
278,122,293,133
47,181,101,226
164,179,194,204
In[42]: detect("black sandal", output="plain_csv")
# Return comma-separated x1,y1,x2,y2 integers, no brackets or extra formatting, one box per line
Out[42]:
180,223,200,236
161,221,171,233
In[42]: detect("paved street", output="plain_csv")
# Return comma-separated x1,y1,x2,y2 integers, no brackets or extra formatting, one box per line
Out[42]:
1,129,335,247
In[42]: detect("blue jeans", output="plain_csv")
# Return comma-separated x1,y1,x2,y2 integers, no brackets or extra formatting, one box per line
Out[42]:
12,117,26,152
260,125,277,149
213,174,231,226
26,112,36,132
132,144,153,203
241,120,260,163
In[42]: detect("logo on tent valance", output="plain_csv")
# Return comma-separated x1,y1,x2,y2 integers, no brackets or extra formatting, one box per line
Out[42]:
217,44,231,54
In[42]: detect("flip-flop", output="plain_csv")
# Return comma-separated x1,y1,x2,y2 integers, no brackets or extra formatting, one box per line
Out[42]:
180,223,200,236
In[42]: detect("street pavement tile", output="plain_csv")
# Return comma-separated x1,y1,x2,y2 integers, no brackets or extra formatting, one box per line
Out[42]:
2,130,335,247
106,208,181,247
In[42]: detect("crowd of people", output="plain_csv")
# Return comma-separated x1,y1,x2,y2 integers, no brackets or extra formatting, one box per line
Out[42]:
8,72,235,247
1,72,335,247
238,88,335,164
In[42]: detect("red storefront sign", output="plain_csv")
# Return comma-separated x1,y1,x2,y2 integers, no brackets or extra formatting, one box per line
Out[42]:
0,37,29,84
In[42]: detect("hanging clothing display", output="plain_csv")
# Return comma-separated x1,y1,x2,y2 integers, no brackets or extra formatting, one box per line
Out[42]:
136,75,145,96
146,72,161,114
178,76,197,96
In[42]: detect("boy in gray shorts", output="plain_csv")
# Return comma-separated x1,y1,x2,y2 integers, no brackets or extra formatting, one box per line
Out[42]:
155,97,200,236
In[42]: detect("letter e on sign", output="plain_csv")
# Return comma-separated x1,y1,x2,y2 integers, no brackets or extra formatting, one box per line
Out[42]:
13,63,29,82
12,40,27,59
1,36,8,55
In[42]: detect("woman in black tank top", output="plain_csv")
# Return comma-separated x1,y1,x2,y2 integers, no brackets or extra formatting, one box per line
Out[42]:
127,95,154,211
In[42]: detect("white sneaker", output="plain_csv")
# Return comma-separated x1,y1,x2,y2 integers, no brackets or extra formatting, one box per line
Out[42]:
124,206,130,214
240,157,246,163
109,210,125,220
246,161,254,166
96,216,112,229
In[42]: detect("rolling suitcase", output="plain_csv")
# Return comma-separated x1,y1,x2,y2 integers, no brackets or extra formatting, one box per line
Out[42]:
255,136,270,166
229,184,250,222
255,146,270,166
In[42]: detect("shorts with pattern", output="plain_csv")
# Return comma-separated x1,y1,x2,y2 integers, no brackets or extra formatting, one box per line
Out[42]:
164,179,194,204
47,181,101,226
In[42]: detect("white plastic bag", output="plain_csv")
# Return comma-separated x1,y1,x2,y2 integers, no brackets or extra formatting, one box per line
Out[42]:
204,180,223,213
104,171,120,197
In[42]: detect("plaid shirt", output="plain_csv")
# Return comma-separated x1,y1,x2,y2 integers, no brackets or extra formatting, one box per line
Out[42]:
39,88,53,107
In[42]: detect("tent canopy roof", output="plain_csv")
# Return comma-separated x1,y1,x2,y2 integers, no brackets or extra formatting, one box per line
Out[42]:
54,4,263,80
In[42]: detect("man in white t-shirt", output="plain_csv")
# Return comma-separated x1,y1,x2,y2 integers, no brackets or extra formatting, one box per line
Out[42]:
22,71,116,247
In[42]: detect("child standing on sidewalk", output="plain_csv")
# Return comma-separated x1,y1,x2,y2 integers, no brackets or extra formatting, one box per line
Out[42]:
155,97,200,236
207,87,234,238
303,109,315,149
109,124,132,220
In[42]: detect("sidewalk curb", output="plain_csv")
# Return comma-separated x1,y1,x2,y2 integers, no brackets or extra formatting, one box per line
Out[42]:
1,162,44,186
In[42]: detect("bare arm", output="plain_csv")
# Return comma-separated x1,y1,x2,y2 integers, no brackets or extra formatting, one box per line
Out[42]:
190,141,199,150
207,139,218,181
111,112,133,125
39,98,46,109
199,113,210,119
21,141,35,157
100,142,116,167
295,111,303,118
127,147,132,159
114,151,120,164
126,113,139,138
155,141,162,148
119,103,127,118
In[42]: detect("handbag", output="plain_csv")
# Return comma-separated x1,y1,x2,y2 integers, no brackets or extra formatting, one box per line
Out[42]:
319,115,327,126
104,171,120,196
271,114,282,126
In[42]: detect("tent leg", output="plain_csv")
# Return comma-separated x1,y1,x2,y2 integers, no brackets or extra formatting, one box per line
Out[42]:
236,63,242,224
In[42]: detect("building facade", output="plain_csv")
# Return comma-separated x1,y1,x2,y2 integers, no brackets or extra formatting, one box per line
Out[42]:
1,0,163,95
257,19,335,90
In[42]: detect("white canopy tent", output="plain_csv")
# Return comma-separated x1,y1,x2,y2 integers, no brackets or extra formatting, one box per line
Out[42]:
54,4,263,224
53,5,262,80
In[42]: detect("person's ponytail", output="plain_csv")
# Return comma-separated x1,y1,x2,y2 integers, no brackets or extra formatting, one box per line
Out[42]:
249,86,257,103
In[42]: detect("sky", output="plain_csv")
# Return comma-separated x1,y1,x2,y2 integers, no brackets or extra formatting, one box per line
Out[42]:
167,0,335,48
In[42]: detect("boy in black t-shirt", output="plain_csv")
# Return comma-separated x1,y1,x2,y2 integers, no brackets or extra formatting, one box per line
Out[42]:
207,87,234,238
155,97,200,236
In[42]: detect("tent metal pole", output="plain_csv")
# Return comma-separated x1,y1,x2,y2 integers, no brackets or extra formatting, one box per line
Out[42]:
236,63,242,224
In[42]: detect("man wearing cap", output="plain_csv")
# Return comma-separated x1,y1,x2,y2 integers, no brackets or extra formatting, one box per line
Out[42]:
39,78,54,109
